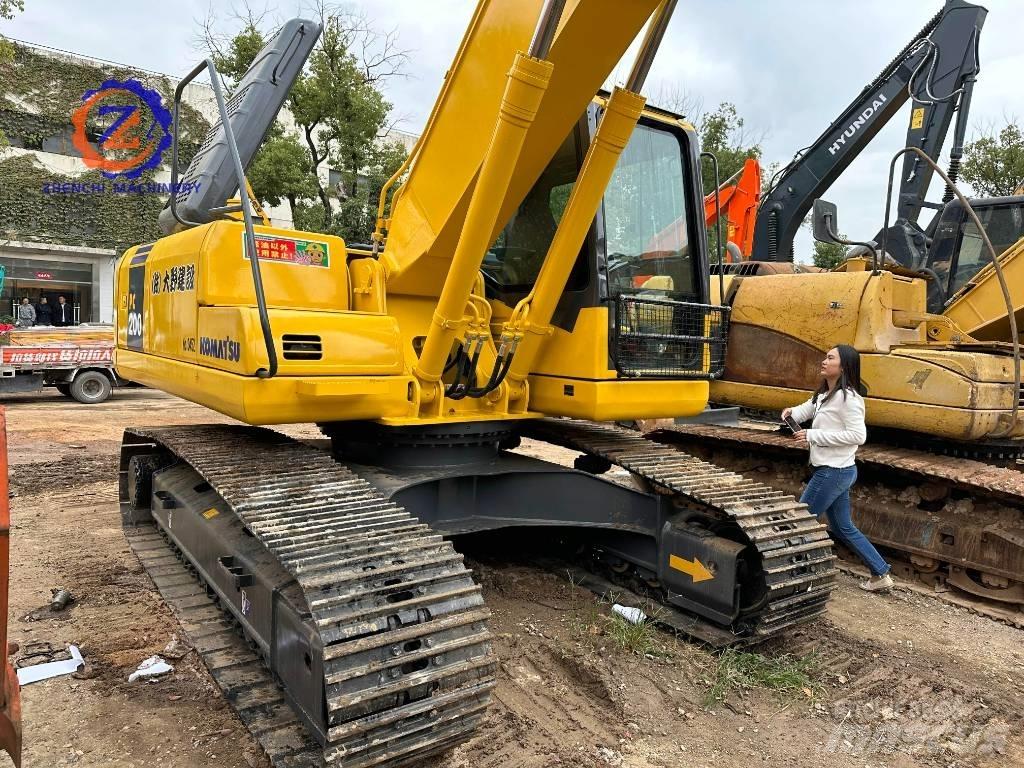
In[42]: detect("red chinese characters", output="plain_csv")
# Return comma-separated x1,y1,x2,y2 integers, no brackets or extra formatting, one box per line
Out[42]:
2,346,113,366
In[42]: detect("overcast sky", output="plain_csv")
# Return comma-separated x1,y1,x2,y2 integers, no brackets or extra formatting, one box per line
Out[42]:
6,0,1022,261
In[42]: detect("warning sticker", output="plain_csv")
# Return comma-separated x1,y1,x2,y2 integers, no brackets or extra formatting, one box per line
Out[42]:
243,233,330,267
202,508,219,520
911,107,925,130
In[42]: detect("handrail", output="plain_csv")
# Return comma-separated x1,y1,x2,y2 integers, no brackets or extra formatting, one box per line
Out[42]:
168,59,278,378
700,151,725,304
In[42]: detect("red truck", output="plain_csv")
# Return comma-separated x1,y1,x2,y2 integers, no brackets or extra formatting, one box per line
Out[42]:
0,325,119,404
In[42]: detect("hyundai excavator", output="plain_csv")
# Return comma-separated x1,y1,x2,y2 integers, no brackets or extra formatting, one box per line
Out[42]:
658,0,1024,619
696,0,987,278
698,0,983,279
753,0,986,264
663,206,1024,616
112,3,836,766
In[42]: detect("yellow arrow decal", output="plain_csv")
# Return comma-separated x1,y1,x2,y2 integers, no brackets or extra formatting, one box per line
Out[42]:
669,554,714,583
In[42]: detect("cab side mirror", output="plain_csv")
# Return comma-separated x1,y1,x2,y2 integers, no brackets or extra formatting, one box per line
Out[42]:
812,199,840,243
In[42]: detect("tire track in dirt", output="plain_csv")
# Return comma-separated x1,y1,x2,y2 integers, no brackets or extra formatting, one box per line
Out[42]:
780,615,1020,767
474,640,623,767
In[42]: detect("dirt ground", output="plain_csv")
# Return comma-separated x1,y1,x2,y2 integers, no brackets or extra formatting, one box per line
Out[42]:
3,389,1022,768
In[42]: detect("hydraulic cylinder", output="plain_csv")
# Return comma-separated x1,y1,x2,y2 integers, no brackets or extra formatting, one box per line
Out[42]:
414,52,553,397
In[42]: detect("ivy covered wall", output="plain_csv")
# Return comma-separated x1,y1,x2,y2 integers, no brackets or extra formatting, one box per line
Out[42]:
0,42,212,254
0,154,168,253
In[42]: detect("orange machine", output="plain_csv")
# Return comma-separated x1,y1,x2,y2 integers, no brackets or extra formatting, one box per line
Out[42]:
704,157,761,261
0,410,21,768
647,156,761,263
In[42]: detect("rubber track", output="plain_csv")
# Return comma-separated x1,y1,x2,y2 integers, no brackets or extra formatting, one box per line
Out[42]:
526,419,838,638
122,425,496,768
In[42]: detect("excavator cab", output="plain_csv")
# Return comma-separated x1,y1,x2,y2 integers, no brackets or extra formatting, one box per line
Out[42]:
483,99,710,374
925,195,1024,313
485,111,703,300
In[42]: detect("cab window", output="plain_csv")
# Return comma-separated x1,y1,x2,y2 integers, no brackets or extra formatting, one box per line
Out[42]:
602,123,694,297
483,131,584,289
948,203,1024,294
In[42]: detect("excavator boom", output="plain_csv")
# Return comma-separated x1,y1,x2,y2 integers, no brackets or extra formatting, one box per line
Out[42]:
381,0,663,297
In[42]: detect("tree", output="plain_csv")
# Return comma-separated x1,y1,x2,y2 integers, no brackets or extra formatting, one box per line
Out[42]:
209,14,266,81
0,0,24,18
961,121,1024,197
199,3,408,242
812,237,848,270
245,128,318,216
694,103,763,261
330,137,407,241
698,102,763,197
651,83,702,122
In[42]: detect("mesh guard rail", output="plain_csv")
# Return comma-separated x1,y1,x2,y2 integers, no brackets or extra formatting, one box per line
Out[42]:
612,295,729,379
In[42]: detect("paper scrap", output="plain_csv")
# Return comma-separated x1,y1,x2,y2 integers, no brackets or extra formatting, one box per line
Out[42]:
128,655,173,682
17,644,84,685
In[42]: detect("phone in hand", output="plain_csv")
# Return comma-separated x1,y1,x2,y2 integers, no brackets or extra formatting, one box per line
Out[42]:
782,414,802,433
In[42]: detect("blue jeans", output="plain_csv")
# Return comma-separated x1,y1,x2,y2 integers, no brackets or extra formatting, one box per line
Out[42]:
800,465,891,577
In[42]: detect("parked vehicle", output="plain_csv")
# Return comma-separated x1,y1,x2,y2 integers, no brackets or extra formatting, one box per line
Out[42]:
0,325,118,404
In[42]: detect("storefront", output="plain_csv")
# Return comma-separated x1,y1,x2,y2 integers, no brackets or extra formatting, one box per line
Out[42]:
0,240,114,324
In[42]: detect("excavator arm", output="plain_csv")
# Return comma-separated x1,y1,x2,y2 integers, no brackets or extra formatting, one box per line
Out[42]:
704,157,761,261
751,0,986,262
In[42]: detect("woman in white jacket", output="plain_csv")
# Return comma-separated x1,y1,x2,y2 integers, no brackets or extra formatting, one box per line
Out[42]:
782,345,894,592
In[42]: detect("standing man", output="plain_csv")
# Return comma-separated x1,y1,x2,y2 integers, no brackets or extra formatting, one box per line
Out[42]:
35,296,53,326
16,298,35,328
53,295,73,327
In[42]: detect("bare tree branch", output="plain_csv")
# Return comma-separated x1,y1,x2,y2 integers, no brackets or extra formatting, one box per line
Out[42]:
192,1,275,59
651,83,703,121
299,0,410,85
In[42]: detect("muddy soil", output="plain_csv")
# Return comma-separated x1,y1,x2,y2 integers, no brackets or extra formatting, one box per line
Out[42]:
3,390,1022,767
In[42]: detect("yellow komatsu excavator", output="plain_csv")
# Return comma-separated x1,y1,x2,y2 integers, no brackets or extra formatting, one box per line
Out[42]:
113,2,836,766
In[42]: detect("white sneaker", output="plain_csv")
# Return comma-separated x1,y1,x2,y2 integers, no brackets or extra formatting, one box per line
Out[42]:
859,573,894,592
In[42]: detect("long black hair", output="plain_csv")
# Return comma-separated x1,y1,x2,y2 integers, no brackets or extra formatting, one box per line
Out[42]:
813,344,866,404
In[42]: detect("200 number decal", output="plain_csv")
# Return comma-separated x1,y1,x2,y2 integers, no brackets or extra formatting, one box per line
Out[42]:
126,310,143,337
